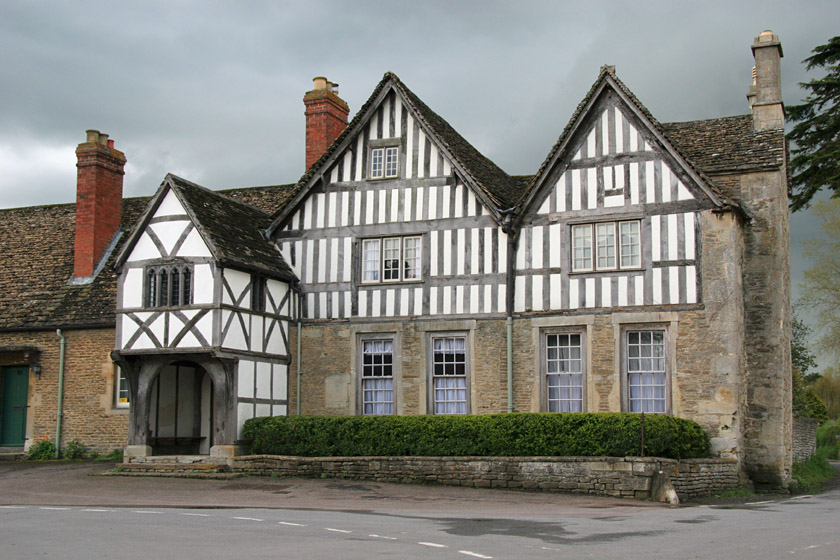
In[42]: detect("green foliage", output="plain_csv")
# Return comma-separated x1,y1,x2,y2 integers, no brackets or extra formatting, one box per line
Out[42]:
244,413,711,460
793,366,830,422
96,449,124,462
792,316,819,381
786,36,840,211
26,438,56,460
814,367,840,419
62,440,87,460
791,451,837,493
799,200,840,362
817,418,840,459
710,486,756,499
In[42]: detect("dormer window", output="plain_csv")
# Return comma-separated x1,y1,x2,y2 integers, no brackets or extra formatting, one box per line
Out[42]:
145,264,192,307
370,146,399,179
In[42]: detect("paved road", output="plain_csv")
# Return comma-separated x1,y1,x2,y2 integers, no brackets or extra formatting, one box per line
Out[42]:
0,462,838,559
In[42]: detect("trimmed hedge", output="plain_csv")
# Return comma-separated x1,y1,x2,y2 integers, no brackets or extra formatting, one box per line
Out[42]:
243,413,711,459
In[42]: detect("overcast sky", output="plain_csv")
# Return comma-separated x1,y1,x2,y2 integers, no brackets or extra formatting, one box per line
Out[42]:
1,1,838,367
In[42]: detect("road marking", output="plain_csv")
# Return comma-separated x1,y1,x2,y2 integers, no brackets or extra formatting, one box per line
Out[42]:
180,513,210,517
82,509,113,512
369,534,398,540
231,517,263,522
132,511,163,514
745,501,772,505
419,542,447,548
39,507,69,510
459,551,493,559
325,528,352,533
0,506,27,509
278,521,306,527
789,495,812,500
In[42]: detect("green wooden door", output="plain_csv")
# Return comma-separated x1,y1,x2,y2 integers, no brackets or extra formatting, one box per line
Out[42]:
0,366,29,446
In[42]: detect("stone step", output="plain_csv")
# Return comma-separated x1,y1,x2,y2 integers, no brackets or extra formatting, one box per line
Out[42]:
106,461,241,479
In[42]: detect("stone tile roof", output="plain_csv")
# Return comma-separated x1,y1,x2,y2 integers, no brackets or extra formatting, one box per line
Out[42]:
166,175,296,280
268,72,519,233
0,197,148,331
662,115,786,174
0,180,295,332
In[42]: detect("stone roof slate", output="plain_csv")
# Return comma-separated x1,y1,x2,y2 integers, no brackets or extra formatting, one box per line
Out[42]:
166,175,296,280
0,180,294,332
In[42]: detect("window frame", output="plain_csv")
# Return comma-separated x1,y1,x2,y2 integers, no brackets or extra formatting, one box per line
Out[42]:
144,263,193,308
369,145,400,179
114,366,129,409
359,235,423,285
541,328,587,413
250,274,267,312
621,325,671,414
571,219,642,273
357,333,397,416
427,332,471,415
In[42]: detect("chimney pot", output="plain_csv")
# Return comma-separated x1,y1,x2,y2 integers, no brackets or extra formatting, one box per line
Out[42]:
304,75,349,170
74,129,126,278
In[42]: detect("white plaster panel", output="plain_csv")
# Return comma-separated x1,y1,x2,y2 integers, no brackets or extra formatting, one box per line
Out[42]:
267,320,286,355
267,279,288,315
223,269,251,306
155,189,187,216
192,264,214,304
515,276,526,312
148,221,191,256
122,268,144,308
128,232,162,262
237,403,254,440
196,309,213,342
149,313,166,345
222,310,248,350
255,403,271,419
176,227,212,257
175,328,201,349
250,316,264,353
256,361,271,399
549,274,562,310
238,361,255,398
272,364,288,401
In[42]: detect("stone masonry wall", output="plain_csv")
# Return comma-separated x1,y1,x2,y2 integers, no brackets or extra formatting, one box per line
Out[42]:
231,455,739,500
0,328,127,453
792,416,818,462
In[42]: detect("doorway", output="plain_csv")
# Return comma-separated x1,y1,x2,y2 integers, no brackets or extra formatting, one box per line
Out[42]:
148,362,213,455
0,366,29,446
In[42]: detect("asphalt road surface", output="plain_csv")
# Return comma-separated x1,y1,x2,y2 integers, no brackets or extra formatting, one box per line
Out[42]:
0,461,838,559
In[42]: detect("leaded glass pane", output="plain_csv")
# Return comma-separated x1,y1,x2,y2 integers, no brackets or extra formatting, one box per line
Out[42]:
572,224,592,271
596,222,616,269
620,221,641,268
546,332,584,412
627,330,667,413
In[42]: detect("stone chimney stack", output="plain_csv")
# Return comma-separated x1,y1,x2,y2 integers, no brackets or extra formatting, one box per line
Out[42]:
74,129,126,278
748,30,784,131
304,76,349,170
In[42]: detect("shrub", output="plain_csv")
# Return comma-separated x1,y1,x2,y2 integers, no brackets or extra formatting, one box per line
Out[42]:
817,419,840,460
62,440,87,460
792,451,837,493
27,438,57,460
244,413,711,459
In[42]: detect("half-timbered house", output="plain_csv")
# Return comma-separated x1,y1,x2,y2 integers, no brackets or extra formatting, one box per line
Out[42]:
3,31,789,487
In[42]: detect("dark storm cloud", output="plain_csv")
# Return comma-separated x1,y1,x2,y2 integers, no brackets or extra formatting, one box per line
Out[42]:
1,0,838,363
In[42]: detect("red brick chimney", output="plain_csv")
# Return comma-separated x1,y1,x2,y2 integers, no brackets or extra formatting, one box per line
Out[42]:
304,76,349,170
74,129,126,278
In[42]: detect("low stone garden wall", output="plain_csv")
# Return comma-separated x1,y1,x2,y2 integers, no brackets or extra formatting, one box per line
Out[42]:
231,455,739,501
793,416,819,462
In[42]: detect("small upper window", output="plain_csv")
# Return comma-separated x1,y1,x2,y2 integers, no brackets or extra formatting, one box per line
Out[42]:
115,367,129,408
146,265,192,307
250,274,267,312
572,220,641,272
370,146,399,179
361,236,422,283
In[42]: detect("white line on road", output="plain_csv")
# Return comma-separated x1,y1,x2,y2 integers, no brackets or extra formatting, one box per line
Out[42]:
231,517,263,521
132,511,163,514
0,506,27,509
278,521,306,527
180,513,210,517
459,551,493,559
746,501,773,505
82,509,113,512
369,534,398,540
39,507,69,510
419,542,447,548
325,528,352,533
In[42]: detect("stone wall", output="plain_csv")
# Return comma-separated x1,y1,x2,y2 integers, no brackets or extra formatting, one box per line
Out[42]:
231,454,739,501
0,328,128,453
792,416,819,462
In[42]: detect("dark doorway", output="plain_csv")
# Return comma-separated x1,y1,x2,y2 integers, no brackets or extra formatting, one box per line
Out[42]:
0,366,29,446
148,362,213,455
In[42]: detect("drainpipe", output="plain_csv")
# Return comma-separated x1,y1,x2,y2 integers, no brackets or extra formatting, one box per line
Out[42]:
296,291,303,416
500,209,517,414
55,329,66,459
